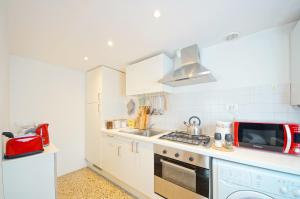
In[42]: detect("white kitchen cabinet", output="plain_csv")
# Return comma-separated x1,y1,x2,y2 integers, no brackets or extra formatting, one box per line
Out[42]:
134,141,154,198
116,137,137,187
101,132,155,198
86,103,101,167
85,67,126,168
101,133,119,175
126,53,173,96
86,68,101,104
291,20,300,106
2,146,57,199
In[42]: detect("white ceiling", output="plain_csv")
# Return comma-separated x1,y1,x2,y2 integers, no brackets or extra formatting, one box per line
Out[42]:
7,0,300,71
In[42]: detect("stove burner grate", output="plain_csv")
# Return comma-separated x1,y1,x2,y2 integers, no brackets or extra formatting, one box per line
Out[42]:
160,131,211,146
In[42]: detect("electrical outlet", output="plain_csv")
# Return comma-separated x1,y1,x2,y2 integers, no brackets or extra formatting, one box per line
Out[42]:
226,104,239,112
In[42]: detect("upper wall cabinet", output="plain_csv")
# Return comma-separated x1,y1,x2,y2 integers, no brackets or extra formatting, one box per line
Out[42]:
126,54,173,96
291,20,300,106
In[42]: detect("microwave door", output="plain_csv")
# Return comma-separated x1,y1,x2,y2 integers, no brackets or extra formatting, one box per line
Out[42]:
238,123,285,152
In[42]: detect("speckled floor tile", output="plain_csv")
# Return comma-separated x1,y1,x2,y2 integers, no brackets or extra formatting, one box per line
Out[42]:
57,167,135,199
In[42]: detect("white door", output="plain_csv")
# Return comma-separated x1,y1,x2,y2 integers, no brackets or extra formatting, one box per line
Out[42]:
86,68,101,104
126,61,148,95
86,103,101,167
227,191,274,199
101,133,118,175
116,137,136,187
126,54,171,95
134,141,155,198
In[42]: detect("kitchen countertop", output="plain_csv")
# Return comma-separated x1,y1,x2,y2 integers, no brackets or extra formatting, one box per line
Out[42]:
2,143,59,163
102,128,300,176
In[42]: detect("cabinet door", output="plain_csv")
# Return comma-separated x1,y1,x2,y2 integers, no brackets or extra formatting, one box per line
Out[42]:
126,54,172,95
134,141,154,198
86,103,101,167
117,137,136,187
291,20,300,105
86,68,101,104
3,154,56,199
101,133,118,175
126,61,148,95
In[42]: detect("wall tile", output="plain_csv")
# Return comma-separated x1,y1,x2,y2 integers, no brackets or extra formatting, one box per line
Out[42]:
146,83,300,135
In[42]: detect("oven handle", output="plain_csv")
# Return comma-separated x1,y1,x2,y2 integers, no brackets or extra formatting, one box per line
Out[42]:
284,124,292,153
160,159,196,174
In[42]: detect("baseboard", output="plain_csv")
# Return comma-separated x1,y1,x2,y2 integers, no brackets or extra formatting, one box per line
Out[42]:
87,163,152,199
57,164,87,177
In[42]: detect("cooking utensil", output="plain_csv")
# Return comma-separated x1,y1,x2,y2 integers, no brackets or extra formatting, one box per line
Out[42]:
184,116,202,136
127,99,135,115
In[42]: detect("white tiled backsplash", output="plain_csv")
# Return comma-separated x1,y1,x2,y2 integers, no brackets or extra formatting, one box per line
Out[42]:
133,83,300,136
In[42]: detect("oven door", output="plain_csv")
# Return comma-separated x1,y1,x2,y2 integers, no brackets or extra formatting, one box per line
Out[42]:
154,154,209,199
236,122,285,152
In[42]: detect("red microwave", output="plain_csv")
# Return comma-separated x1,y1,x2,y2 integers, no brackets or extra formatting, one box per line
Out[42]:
234,121,300,155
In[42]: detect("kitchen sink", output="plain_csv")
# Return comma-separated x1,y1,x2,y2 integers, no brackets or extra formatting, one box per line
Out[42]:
119,129,163,137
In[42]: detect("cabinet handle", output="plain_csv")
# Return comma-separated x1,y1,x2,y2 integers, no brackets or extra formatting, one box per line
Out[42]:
131,141,134,153
98,104,100,112
98,92,101,101
117,146,121,157
136,142,139,154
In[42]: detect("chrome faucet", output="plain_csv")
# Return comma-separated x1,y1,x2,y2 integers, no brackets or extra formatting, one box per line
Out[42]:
145,123,155,132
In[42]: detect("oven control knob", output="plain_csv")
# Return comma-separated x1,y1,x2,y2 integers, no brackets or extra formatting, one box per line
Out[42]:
189,157,194,162
162,150,167,154
175,153,180,158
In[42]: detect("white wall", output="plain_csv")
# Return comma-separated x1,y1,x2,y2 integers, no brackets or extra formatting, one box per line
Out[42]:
0,0,9,198
9,56,86,176
175,23,294,92
129,23,300,135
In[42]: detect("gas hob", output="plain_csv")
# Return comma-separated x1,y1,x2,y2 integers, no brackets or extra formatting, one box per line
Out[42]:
160,131,211,147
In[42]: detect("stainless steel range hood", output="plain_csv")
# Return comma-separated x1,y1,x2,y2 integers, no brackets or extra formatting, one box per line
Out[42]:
159,44,216,87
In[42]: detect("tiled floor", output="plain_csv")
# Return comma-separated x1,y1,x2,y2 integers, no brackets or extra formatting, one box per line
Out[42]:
57,168,135,199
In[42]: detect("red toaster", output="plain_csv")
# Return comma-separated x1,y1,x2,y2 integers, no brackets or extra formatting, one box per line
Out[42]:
3,132,44,159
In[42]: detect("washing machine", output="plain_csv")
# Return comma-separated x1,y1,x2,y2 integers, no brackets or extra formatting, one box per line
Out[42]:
213,159,300,199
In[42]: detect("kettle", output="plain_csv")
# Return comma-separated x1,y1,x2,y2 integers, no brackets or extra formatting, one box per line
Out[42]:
35,123,50,146
184,116,202,136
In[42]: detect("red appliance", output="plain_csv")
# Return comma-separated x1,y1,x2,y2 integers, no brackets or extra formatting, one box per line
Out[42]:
3,133,44,159
234,121,300,155
35,123,50,146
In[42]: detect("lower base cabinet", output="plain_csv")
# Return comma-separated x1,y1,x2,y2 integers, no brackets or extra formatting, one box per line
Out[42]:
101,132,154,198
2,153,56,199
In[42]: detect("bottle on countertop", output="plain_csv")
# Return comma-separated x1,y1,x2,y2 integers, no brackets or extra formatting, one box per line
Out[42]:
216,121,232,144
224,134,233,149
214,132,223,148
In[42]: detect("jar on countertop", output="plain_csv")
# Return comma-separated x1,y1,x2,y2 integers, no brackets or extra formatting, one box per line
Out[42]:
216,121,232,144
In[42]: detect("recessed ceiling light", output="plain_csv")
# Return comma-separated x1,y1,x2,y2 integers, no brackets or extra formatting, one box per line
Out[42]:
84,56,89,61
153,10,161,18
107,40,113,47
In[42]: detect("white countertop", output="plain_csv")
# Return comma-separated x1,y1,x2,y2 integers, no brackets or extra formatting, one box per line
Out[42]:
102,128,300,176
2,143,59,163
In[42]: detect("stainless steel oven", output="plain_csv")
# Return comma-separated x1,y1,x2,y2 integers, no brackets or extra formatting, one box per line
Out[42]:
154,144,210,199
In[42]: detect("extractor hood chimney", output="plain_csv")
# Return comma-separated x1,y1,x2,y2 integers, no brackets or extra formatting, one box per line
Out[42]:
159,44,216,87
